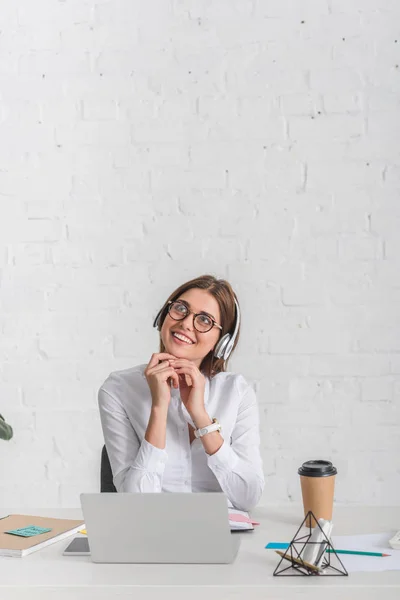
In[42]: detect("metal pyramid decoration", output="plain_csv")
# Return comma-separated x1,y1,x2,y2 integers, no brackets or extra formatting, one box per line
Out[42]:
273,511,349,576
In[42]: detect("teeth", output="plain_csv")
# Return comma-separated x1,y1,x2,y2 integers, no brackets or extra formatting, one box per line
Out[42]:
173,332,193,344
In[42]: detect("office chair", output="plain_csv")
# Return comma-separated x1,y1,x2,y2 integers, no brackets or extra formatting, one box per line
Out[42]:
100,444,117,493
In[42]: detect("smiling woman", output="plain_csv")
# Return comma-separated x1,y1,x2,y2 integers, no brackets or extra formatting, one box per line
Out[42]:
98,274,264,511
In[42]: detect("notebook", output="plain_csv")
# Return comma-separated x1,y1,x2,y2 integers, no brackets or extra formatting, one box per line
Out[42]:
228,509,258,531
0,514,85,557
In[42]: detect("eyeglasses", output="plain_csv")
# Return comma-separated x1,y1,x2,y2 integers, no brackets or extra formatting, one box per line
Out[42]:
167,300,223,334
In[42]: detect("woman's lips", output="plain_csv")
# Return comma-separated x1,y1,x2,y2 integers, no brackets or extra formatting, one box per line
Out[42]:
171,332,194,345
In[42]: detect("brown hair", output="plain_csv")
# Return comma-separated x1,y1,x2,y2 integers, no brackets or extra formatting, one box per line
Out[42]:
157,274,240,378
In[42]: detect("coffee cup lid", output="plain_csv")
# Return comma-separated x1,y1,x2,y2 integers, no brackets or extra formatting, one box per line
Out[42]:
298,460,337,477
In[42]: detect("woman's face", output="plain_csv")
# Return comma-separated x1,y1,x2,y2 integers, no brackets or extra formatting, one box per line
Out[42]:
160,288,222,368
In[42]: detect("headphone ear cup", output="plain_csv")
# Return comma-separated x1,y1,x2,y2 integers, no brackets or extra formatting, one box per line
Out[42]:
213,334,231,359
223,337,235,360
153,308,163,331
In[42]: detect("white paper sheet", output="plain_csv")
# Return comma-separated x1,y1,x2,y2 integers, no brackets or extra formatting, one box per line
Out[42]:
331,532,400,572
228,509,254,531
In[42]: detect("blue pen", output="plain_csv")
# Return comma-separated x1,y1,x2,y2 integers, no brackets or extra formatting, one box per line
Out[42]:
265,542,391,557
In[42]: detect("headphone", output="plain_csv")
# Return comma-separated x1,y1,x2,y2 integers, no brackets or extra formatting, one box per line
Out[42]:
153,297,240,361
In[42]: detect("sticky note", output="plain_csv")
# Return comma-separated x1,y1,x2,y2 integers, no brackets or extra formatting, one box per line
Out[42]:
5,525,52,537
265,542,290,549
229,513,260,525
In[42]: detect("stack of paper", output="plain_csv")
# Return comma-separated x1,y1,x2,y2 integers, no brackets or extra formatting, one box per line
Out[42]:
332,532,400,573
228,509,259,531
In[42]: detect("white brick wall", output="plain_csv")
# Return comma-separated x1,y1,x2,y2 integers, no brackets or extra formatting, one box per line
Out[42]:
0,0,399,508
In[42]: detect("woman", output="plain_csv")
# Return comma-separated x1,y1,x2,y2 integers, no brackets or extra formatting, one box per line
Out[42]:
98,274,264,511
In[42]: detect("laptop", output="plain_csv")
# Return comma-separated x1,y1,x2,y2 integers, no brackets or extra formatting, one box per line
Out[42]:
80,492,240,564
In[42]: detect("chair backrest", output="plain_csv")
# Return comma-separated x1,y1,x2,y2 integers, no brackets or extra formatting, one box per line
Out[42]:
100,445,117,493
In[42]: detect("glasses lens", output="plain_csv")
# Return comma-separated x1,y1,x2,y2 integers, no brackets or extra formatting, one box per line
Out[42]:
169,301,188,320
194,314,213,332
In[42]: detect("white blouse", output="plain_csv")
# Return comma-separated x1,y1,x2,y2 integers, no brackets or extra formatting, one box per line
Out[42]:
98,364,265,511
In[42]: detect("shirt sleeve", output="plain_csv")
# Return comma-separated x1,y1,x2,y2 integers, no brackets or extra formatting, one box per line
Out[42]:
206,378,264,511
98,386,168,493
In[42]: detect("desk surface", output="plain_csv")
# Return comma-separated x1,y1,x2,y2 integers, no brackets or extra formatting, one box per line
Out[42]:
1,505,400,600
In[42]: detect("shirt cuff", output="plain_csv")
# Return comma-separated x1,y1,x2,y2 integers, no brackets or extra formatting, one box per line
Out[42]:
206,439,239,472
133,438,168,475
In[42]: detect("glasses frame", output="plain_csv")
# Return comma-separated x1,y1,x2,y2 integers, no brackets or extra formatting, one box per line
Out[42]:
166,300,223,334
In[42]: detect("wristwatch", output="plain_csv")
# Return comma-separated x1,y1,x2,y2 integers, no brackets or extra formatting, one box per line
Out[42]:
194,418,222,439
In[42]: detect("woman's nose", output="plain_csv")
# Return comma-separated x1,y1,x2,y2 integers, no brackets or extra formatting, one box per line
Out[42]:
181,313,194,329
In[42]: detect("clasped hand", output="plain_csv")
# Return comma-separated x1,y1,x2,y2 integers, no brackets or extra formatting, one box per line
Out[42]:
169,357,206,420
144,353,206,422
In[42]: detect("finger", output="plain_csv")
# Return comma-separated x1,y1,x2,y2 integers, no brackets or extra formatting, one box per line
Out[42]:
147,352,177,369
176,369,193,387
166,369,180,388
167,370,180,389
169,358,192,366
175,367,198,387
170,360,197,375
178,373,187,387
146,355,179,375
147,360,171,374
174,365,196,376
151,364,174,376
151,366,179,386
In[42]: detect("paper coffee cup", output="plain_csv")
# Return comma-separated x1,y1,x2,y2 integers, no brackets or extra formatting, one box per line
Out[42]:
298,460,337,527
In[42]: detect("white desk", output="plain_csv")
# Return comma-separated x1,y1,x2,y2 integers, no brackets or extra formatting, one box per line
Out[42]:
1,505,399,600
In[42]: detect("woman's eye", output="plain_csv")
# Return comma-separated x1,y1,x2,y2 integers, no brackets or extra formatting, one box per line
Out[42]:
176,304,187,313
199,315,212,325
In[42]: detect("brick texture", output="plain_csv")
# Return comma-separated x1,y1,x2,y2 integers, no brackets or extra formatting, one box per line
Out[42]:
0,0,399,508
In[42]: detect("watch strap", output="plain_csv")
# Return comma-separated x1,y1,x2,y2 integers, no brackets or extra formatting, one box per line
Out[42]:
194,418,221,439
